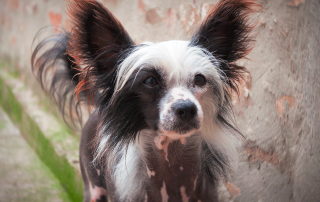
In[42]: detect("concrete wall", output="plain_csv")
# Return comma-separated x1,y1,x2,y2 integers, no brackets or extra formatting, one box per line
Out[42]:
1,0,319,201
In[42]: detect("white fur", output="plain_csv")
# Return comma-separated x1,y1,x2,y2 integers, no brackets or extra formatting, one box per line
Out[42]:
93,127,109,163
114,41,223,97
113,142,145,201
99,130,154,201
114,40,226,141
198,90,237,172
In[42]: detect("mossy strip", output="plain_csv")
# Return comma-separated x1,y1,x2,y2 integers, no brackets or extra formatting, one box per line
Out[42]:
0,120,6,130
0,75,83,202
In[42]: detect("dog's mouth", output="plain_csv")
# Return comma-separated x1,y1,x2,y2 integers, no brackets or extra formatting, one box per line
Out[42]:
159,118,201,138
158,110,202,139
158,128,200,139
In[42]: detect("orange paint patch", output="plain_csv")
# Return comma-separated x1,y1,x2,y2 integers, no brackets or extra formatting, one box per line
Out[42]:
8,0,19,11
225,182,240,198
32,4,38,14
49,11,62,32
288,0,306,7
246,146,279,166
145,9,162,25
11,37,16,45
276,95,296,121
138,0,145,11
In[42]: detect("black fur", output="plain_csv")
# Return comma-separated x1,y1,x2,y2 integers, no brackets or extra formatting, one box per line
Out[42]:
98,67,166,154
31,29,84,127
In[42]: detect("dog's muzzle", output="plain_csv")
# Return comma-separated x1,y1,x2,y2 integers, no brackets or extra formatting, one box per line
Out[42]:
159,88,203,136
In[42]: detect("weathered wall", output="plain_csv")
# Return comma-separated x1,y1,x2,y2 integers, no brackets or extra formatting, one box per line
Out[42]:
0,0,319,201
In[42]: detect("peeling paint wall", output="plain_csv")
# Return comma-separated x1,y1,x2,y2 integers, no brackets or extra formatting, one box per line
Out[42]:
0,0,319,201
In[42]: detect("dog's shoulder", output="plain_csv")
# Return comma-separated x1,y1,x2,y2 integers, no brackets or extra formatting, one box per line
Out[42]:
82,110,99,135
80,110,99,154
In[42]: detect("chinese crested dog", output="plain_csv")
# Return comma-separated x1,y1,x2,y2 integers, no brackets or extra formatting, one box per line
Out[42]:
31,0,258,201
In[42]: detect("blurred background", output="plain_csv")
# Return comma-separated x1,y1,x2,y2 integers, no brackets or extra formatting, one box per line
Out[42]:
0,0,319,201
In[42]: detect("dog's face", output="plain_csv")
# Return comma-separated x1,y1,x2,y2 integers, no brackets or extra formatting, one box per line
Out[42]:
67,0,256,150
113,40,224,139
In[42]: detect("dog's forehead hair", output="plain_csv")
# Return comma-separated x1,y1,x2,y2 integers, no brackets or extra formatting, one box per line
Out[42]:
115,40,222,91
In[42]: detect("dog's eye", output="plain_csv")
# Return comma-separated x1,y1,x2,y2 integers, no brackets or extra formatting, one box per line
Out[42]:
143,77,157,87
194,74,206,86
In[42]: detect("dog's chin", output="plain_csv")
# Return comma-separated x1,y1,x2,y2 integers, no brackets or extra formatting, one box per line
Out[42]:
158,117,202,139
158,128,200,139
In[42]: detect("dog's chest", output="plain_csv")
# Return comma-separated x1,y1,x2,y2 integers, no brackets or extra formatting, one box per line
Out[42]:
144,139,200,202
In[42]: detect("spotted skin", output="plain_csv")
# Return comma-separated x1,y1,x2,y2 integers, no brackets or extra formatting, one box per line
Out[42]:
144,136,218,202
81,113,219,202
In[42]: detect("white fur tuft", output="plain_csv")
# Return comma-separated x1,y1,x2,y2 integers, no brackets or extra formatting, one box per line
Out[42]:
114,41,224,99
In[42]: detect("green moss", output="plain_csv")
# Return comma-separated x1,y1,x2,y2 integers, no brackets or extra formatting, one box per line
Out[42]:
22,120,83,202
38,91,79,140
0,74,83,202
7,69,20,79
22,143,73,202
0,79,23,123
0,59,19,78
0,61,7,69
0,120,6,130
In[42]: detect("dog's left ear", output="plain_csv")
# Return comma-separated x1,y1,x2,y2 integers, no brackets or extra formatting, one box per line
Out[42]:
191,0,259,89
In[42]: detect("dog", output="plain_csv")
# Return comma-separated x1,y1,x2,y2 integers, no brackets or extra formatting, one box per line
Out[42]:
31,0,258,201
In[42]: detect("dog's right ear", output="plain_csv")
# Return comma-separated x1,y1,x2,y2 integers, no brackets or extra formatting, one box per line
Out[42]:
66,0,135,102
67,0,135,74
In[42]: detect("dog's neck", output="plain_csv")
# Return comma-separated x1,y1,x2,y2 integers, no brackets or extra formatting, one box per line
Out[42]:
144,135,199,201
142,134,219,202
110,131,220,201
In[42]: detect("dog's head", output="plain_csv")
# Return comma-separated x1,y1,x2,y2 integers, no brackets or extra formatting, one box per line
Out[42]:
68,0,257,150
112,40,223,139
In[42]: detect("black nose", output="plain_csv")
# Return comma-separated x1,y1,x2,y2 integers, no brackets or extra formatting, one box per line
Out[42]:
172,99,197,121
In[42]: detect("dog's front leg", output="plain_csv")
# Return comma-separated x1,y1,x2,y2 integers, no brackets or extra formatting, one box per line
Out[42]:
80,111,108,202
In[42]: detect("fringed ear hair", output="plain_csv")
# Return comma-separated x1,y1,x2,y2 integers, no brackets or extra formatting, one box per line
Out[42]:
191,0,259,93
191,0,260,136
67,0,135,103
